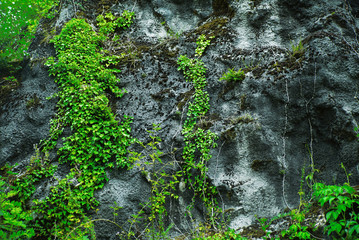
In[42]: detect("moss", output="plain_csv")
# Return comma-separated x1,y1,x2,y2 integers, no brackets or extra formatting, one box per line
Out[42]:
96,0,119,14
221,127,236,141
26,93,41,109
0,75,20,107
151,40,179,64
219,81,236,99
193,16,230,39
212,0,235,18
251,159,273,171
239,94,247,110
194,119,214,131
231,114,254,124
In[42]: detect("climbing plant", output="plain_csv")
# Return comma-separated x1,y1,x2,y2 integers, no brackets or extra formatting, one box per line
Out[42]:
34,14,136,237
177,34,220,225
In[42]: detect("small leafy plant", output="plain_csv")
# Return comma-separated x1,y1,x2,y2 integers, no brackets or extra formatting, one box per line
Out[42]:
281,209,312,239
290,39,305,59
219,68,245,82
195,34,214,57
0,179,35,239
96,10,134,37
314,180,359,239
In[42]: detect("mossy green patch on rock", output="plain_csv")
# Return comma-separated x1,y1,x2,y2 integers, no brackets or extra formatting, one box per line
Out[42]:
221,127,237,141
26,93,41,109
212,0,235,18
251,159,274,171
0,75,19,107
193,16,230,39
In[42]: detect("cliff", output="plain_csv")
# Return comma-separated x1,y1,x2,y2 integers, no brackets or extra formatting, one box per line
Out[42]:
1,0,359,239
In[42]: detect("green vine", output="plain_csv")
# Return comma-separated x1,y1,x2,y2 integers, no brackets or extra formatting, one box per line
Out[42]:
177,35,220,225
124,124,181,239
30,12,136,238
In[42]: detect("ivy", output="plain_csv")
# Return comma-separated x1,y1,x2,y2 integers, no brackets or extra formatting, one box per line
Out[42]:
12,146,57,203
33,13,135,238
177,35,220,224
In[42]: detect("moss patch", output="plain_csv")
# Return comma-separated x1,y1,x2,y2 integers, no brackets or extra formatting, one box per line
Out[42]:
221,127,236,141
26,93,41,109
0,72,20,107
193,16,230,39
212,0,235,18
251,159,273,171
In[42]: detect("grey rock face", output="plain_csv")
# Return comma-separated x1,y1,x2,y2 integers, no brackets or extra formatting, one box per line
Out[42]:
1,0,359,238
0,61,57,167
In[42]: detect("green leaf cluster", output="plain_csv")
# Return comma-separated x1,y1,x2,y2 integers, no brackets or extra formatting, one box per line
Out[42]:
96,10,135,38
219,68,245,82
195,34,214,57
34,16,135,238
0,179,35,239
281,209,312,239
0,0,58,70
314,182,359,239
290,39,305,59
12,147,57,202
177,35,219,222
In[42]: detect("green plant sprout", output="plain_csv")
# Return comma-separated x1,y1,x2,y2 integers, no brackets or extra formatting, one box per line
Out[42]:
313,163,359,239
290,38,306,59
219,68,245,82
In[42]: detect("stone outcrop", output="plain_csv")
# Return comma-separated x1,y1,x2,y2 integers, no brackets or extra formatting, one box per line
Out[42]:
1,0,359,238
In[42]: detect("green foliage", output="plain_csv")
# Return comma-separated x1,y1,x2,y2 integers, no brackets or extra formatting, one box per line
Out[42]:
290,39,305,59
0,76,19,105
312,163,359,239
0,179,35,239
195,34,214,57
178,35,220,224
0,146,56,239
33,15,135,238
219,68,245,82
26,93,41,109
314,182,359,239
281,209,312,239
13,146,57,203
126,124,181,239
192,225,247,240
160,21,181,39
0,0,58,70
96,10,135,38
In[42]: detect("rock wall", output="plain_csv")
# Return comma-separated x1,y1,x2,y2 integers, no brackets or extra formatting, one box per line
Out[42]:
1,0,359,238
